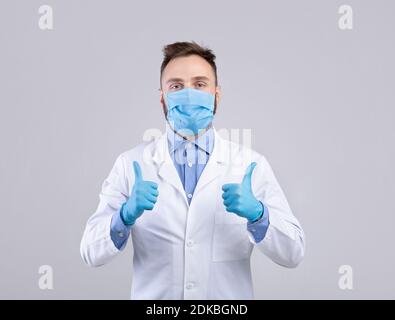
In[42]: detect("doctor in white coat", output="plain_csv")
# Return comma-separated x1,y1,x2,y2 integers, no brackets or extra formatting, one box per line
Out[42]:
80,41,305,299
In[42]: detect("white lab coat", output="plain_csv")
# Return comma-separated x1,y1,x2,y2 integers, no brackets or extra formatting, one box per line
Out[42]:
80,129,305,299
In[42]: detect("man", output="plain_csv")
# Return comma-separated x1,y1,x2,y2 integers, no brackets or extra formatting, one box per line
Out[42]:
80,41,305,299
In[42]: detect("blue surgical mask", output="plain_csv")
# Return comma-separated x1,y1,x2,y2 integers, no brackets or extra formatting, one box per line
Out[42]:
165,88,215,136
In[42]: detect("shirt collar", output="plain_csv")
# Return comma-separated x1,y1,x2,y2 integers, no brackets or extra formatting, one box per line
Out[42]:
167,125,215,155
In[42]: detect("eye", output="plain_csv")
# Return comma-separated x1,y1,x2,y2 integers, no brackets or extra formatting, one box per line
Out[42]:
196,81,207,88
169,83,183,91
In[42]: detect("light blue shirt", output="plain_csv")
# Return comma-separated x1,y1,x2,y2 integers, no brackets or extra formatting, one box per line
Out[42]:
110,127,270,249
167,126,214,204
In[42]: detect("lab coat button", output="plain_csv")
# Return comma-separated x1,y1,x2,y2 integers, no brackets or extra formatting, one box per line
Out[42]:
187,162,192,167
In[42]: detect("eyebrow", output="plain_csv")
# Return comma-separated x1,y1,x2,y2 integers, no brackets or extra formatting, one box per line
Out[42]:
166,76,210,84
192,76,210,82
166,78,184,84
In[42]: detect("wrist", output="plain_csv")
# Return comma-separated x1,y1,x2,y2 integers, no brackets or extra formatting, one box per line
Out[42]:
120,202,135,226
248,201,264,223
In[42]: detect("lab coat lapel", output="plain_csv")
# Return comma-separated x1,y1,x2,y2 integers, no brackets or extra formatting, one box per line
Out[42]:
193,129,229,197
187,130,229,236
152,133,188,206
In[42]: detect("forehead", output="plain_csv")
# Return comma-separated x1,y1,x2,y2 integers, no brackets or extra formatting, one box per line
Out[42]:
162,54,215,81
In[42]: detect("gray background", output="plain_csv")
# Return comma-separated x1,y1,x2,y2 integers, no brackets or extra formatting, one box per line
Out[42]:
1,0,394,299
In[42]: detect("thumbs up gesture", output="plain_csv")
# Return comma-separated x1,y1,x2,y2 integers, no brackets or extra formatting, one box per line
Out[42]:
121,161,159,225
222,162,263,222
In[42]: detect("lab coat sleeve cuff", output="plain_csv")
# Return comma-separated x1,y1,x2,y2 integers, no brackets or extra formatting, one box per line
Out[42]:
247,203,270,244
110,210,132,250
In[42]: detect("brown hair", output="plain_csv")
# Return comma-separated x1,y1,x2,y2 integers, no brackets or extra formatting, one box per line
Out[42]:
160,41,218,86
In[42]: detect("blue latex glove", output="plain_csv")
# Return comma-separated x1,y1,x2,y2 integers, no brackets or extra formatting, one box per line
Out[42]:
222,162,263,222
120,161,159,225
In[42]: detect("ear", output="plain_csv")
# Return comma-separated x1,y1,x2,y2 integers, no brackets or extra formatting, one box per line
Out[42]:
214,85,221,114
159,89,164,105
215,85,221,105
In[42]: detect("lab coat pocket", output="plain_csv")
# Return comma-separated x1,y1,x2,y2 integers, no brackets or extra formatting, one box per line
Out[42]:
213,191,251,261
212,224,251,262
211,173,252,262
